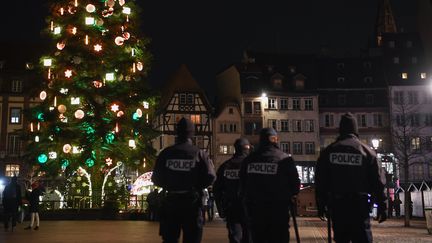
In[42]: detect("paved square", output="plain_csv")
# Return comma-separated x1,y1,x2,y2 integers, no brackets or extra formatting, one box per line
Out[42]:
1,217,431,242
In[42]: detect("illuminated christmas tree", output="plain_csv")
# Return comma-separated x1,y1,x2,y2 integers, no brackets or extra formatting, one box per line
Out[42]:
26,0,158,205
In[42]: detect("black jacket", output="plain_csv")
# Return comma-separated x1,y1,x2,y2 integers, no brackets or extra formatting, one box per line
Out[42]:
213,153,246,213
2,183,22,211
239,143,300,204
315,134,386,209
152,139,216,192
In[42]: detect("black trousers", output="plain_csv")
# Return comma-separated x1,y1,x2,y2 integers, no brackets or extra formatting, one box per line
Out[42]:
331,197,372,243
159,192,203,243
225,202,249,243
246,202,290,243
3,208,18,229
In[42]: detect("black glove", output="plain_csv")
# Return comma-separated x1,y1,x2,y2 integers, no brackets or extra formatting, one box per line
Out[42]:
377,203,387,223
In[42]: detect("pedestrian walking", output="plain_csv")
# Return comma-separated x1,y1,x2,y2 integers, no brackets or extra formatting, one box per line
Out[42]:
315,113,387,243
239,128,300,243
152,117,216,243
214,138,251,243
24,181,44,230
207,187,215,221
201,188,209,224
394,196,402,218
2,176,22,232
388,197,394,218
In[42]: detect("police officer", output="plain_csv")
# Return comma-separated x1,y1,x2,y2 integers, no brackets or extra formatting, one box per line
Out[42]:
214,138,251,243
315,113,387,243
240,128,300,243
152,118,216,243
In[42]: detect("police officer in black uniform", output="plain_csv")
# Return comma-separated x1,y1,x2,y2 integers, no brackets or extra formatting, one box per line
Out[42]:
315,113,387,243
214,138,251,243
240,128,300,243
152,117,216,243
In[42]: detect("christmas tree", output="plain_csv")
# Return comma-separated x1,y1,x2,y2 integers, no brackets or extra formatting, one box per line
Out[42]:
26,0,158,206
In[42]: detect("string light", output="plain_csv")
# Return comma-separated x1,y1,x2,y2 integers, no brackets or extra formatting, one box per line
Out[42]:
85,35,89,45
94,44,102,52
65,69,73,78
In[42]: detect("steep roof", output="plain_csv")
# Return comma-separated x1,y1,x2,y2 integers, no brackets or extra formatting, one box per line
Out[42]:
159,64,212,112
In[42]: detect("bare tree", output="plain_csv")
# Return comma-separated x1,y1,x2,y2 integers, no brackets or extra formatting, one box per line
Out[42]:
390,90,430,227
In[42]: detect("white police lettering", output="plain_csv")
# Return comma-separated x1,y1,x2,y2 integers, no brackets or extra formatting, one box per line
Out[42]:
166,159,195,171
224,169,239,179
247,163,278,175
330,153,362,166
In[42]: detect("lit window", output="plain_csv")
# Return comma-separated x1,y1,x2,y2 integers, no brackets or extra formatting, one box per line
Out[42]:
219,145,228,154
10,108,21,124
5,164,20,177
268,97,277,109
190,114,200,124
421,73,427,79
402,73,408,79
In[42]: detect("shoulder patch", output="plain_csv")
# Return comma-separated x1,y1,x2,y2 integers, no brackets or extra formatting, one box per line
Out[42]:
166,159,195,171
330,153,362,166
247,163,278,175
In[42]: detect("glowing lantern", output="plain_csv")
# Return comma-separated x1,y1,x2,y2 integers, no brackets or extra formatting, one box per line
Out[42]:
129,139,136,148
143,101,149,109
43,59,52,67
35,136,40,142
49,152,58,159
85,17,95,25
54,27,61,35
122,7,131,14
86,4,96,13
39,91,47,100
74,109,85,119
71,97,80,105
106,73,115,81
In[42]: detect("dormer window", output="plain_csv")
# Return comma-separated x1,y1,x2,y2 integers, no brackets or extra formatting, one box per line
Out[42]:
273,79,282,89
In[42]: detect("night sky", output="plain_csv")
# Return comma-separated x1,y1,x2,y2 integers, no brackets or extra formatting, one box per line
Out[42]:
0,0,417,98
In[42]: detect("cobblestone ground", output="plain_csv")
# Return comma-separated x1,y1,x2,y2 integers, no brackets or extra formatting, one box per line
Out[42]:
1,217,431,243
